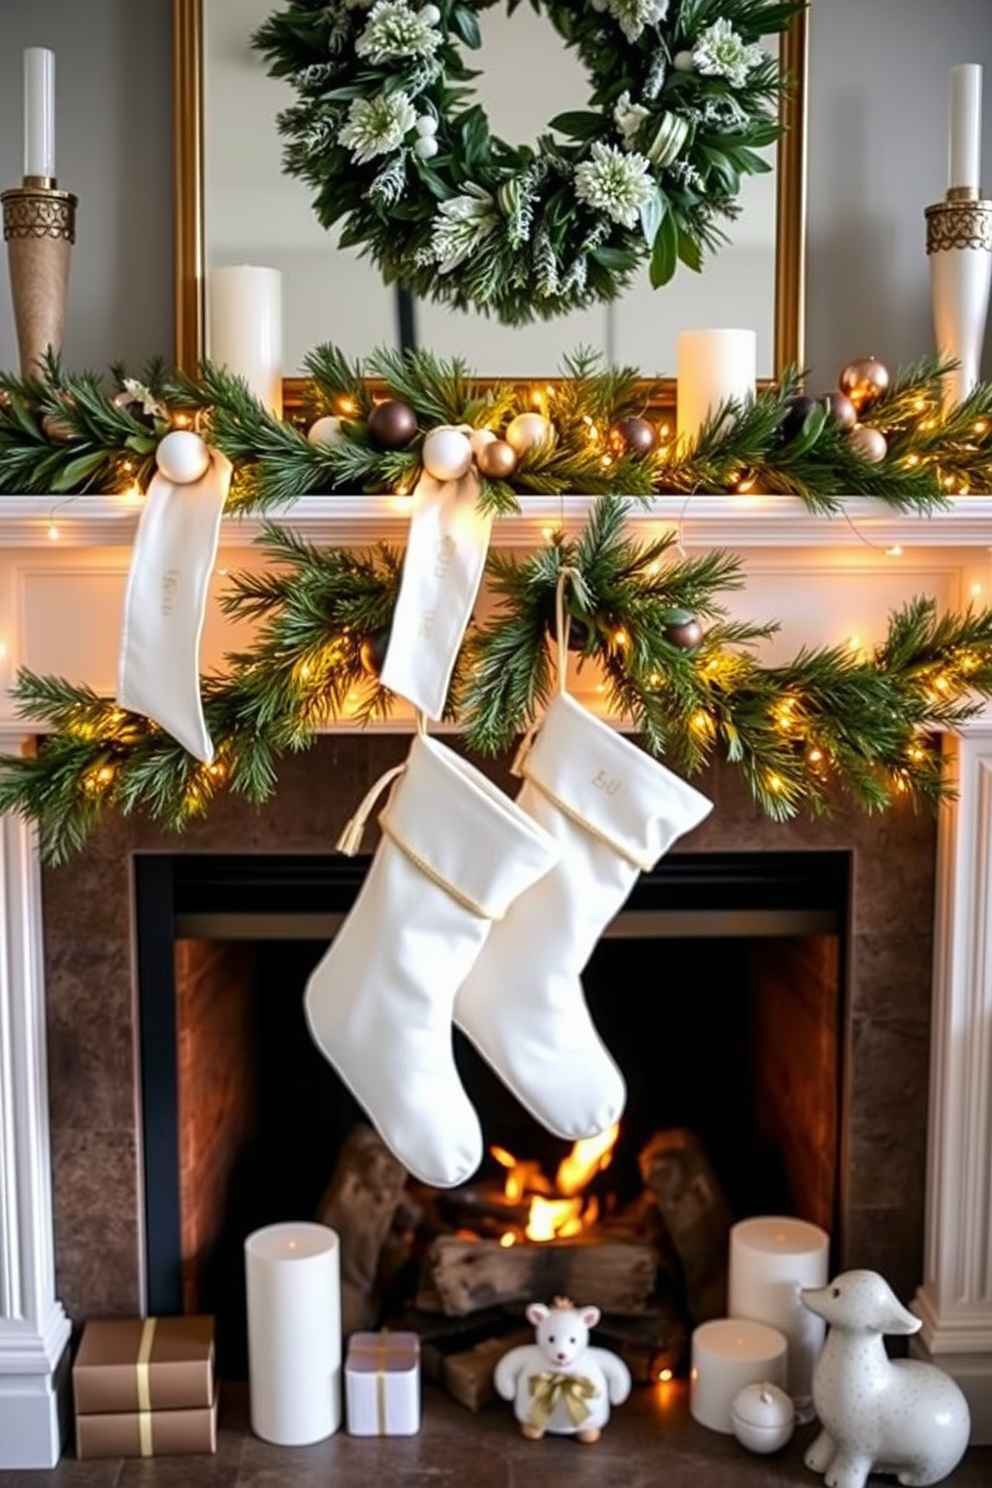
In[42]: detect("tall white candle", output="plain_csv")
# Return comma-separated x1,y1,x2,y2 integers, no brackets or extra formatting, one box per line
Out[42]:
676,328,756,443
245,1221,341,1445
689,1318,787,1433
207,265,283,417
24,48,55,180
728,1215,829,1410
949,65,982,193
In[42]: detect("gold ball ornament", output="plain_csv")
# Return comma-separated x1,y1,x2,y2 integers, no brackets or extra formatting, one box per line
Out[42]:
41,411,76,443
422,425,473,481
155,429,211,484
505,411,553,456
610,416,657,456
367,399,418,449
476,438,518,479
847,424,888,463
469,427,498,459
359,629,391,677
838,357,890,414
822,390,858,431
307,415,345,448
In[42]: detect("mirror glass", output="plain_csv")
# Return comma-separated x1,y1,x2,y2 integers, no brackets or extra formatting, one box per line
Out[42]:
190,0,803,380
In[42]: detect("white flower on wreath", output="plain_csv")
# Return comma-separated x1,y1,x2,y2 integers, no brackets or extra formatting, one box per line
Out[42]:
693,17,765,88
338,90,417,165
430,189,498,273
613,90,649,148
574,140,654,229
355,1,441,65
602,0,670,44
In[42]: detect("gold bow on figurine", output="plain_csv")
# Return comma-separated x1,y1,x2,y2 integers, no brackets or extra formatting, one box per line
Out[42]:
527,1371,598,1430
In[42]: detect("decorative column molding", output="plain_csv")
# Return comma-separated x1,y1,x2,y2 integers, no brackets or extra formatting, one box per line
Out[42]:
913,722,992,1444
0,729,71,1468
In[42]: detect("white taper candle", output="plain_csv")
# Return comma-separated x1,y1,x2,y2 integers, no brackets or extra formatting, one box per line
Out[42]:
24,48,55,180
949,64,982,194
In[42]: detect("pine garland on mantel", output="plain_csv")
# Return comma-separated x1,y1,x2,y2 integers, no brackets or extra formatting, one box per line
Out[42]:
4,348,992,862
2,347,992,513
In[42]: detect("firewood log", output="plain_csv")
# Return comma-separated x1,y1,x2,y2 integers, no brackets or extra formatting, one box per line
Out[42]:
425,1235,657,1317
315,1124,408,1334
638,1128,733,1323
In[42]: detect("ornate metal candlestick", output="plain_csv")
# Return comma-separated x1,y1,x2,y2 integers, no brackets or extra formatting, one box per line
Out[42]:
2,174,77,376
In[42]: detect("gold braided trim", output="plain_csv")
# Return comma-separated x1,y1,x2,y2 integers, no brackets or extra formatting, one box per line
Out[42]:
1,187,77,243
524,772,653,872
136,1317,157,1412
379,815,499,920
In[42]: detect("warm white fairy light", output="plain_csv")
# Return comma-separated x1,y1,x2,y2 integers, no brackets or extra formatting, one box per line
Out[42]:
48,521,59,541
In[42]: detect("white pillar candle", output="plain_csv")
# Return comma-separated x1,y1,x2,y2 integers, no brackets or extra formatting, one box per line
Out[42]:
24,48,55,180
245,1221,341,1445
728,1215,829,1408
676,328,756,443
949,64,982,194
207,265,283,418
689,1318,787,1433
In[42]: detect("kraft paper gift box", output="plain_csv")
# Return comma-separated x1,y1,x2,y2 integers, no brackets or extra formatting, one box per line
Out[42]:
345,1330,420,1436
73,1316,217,1459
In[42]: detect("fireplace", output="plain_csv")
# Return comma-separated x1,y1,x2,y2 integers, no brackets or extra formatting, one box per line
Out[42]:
3,493,992,1465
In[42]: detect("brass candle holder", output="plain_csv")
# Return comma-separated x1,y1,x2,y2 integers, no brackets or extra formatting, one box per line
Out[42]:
2,175,77,376
925,186,992,410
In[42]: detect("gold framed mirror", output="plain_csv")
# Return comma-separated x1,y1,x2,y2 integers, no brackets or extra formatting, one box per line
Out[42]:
173,0,807,403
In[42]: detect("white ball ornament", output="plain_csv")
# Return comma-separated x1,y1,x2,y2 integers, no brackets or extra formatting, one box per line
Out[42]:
730,1382,795,1455
414,135,439,161
422,425,473,481
505,411,553,456
469,427,498,459
673,50,696,71
307,415,345,448
155,429,211,485
420,4,441,23
415,115,438,137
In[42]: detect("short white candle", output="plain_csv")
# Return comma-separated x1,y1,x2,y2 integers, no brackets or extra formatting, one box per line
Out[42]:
690,1318,787,1433
728,1215,830,1407
245,1221,341,1445
24,48,55,180
207,265,283,418
949,64,982,193
676,328,756,442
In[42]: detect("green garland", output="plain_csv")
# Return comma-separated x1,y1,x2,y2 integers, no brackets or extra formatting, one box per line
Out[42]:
2,348,992,513
252,0,802,322
4,496,992,864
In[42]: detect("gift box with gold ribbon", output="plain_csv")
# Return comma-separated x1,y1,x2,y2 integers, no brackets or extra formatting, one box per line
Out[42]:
345,1329,420,1436
72,1316,217,1459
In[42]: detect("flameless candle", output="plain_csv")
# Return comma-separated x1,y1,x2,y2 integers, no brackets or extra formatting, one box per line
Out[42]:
727,1215,829,1413
245,1221,341,1445
949,64,982,194
676,328,756,442
689,1318,787,1433
24,48,55,180
207,265,283,417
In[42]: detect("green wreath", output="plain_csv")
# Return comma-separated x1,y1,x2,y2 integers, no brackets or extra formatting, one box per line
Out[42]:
253,0,802,325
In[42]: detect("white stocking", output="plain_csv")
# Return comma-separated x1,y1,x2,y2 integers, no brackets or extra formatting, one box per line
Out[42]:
454,690,712,1140
304,733,559,1187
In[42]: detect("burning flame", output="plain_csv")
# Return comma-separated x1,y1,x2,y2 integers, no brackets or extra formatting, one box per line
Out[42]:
490,1123,619,1242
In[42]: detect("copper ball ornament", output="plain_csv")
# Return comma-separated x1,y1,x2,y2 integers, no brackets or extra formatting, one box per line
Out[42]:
838,357,890,414
367,399,418,449
822,389,858,431
41,411,76,443
611,416,657,456
847,424,888,464
359,629,391,677
663,609,703,650
469,427,498,459
505,411,553,456
476,438,518,479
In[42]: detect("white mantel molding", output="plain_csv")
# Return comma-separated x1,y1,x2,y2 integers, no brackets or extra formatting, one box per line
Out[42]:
3,495,992,1456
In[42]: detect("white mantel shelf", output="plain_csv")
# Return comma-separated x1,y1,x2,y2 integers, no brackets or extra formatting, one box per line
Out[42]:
2,493,992,549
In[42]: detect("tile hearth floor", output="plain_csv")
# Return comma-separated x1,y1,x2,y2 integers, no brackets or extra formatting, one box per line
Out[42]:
6,1382,992,1487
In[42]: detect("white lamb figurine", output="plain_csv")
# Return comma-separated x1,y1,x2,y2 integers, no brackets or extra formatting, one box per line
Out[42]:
800,1269,970,1488
494,1297,631,1443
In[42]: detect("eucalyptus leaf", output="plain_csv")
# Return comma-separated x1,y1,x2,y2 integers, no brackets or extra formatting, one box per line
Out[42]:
649,211,679,289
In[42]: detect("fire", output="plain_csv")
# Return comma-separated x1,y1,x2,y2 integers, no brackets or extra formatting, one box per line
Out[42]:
490,1123,619,1242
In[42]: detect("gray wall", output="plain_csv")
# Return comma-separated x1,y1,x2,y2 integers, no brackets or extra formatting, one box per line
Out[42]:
1,0,991,388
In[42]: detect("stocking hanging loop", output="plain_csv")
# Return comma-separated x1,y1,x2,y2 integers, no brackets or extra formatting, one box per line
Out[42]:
554,564,583,696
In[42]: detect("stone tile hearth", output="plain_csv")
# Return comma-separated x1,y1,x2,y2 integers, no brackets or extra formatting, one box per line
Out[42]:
41,734,937,1327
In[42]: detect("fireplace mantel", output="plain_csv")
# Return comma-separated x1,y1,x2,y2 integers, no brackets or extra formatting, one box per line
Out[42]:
1,494,992,1464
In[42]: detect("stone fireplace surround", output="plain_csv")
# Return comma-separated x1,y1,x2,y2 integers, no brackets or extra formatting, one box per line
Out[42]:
1,494,992,1467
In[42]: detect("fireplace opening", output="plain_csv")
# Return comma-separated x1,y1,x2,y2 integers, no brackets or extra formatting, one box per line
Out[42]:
134,850,849,1380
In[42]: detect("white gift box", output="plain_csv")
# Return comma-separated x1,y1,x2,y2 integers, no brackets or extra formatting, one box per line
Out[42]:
345,1331,421,1437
